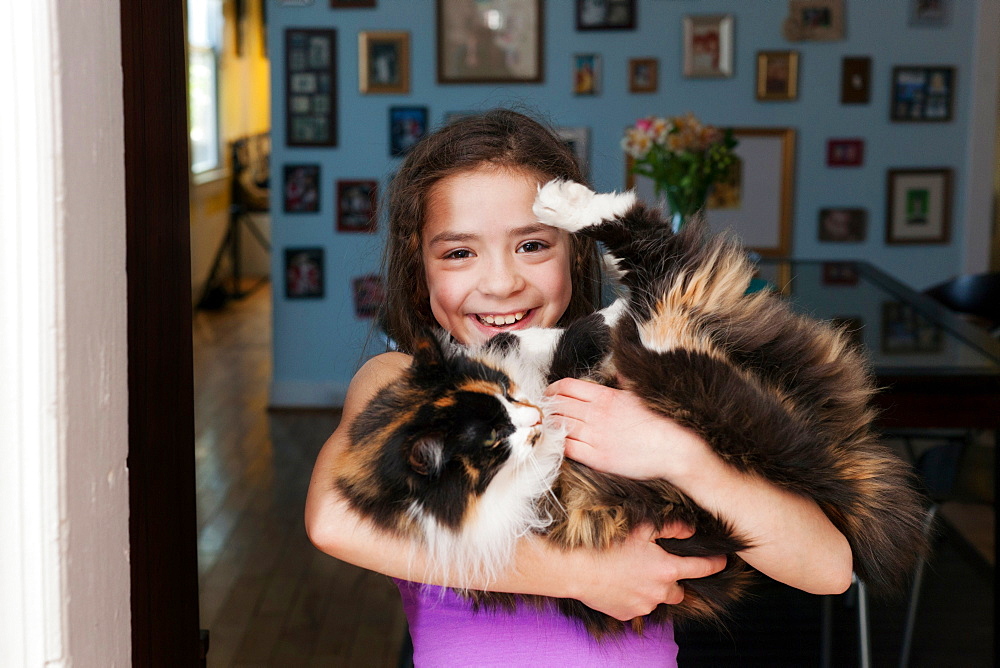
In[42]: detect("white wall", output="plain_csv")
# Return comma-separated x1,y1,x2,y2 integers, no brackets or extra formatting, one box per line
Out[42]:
0,1,131,665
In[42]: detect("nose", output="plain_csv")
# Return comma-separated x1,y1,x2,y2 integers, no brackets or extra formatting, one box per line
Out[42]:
479,253,526,298
509,401,544,429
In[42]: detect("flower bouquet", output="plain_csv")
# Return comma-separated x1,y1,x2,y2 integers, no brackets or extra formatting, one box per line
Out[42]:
622,113,738,230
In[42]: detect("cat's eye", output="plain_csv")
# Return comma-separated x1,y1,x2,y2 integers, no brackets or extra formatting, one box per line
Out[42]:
484,428,501,446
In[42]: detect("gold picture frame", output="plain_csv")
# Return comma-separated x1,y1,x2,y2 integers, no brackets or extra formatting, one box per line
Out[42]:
628,58,658,93
756,51,800,101
358,31,410,94
437,0,543,84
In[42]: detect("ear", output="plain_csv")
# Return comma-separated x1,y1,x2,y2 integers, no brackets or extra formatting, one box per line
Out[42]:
408,435,444,477
411,329,446,369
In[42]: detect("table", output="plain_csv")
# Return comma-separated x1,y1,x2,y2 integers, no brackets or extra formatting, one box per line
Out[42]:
756,260,1000,429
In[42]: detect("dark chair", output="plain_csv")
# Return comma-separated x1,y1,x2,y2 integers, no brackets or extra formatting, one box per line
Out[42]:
923,272,1000,335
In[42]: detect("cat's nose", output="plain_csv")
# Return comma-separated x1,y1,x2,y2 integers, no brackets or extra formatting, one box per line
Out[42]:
510,401,543,429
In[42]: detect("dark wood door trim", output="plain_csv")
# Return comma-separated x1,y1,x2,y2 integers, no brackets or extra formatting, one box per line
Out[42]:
121,2,202,664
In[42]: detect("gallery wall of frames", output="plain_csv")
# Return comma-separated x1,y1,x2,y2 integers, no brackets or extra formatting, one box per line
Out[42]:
266,0,993,407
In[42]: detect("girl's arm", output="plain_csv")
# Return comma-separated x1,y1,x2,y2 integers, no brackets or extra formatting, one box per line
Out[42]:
305,353,727,621
545,378,854,596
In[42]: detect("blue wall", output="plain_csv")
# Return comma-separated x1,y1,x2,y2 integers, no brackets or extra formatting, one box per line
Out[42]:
268,0,989,407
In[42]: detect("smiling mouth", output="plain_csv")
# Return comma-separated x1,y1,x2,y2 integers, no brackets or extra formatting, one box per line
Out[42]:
473,310,531,327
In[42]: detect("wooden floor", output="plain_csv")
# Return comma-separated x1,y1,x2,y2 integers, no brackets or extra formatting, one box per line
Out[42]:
193,284,993,667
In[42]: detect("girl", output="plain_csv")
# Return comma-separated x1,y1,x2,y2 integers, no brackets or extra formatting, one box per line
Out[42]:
304,109,852,666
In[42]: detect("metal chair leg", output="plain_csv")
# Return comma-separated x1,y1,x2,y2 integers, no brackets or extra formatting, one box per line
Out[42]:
856,575,872,668
899,504,939,668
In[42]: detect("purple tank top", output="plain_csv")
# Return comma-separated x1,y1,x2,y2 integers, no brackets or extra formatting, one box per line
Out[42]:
394,579,678,667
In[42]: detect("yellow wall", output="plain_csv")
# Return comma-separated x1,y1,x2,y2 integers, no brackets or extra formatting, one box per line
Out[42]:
190,0,271,305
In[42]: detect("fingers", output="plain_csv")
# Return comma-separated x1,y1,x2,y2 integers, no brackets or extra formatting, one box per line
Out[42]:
544,377,609,402
656,519,695,540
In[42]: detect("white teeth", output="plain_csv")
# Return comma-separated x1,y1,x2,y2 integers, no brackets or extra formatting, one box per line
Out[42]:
484,315,495,324
476,311,528,326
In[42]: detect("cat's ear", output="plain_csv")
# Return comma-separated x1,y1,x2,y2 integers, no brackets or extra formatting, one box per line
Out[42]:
407,435,444,477
411,330,447,372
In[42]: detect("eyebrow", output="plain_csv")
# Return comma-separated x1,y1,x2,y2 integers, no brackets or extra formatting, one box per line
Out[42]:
426,223,554,247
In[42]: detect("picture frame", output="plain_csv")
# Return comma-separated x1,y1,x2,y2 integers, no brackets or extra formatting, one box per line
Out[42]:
886,168,952,245
573,54,601,95
556,126,590,179
840,56,871,104
782,0,845,41
283,164,320,213
285,28,337,147
891,66,955,122
628,58,658,93
389,106,429,157
576,0,636,31
358,31,409,94
351,274,386,319
881,302,944,354
818,208,867,242
436,0,543,84
336,180,378,233
682,14,734,78
909,0,950,26
331,0,375,6
823,262,860,286
756,51,799,101
826,138,864,167
627,127,797,257
284,247,324,299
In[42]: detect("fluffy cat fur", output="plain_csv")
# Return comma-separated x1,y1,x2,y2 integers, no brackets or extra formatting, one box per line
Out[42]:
335,180,929,638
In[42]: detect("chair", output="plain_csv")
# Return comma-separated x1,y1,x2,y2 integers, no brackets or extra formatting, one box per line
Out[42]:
923,271,1000,335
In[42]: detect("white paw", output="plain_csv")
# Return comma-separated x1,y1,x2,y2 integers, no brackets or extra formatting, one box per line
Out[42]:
533,179,637,233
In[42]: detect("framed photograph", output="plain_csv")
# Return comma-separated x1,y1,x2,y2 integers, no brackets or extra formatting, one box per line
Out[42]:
881,302,944,354
886,168,952,244
284,247,324,299
359,31,409,94
556,126,590,179
818,208,867,242
756,51,799,101
683,15,734,78
437,0,543,84
628,58,658,93
909,0,950,26
331,0,375,6
285,29,337,147
627,127,797,257
352,274,386,319
782,0,845,41
826,138,864,167
891,66,955,122
573,54,601,95
389,106,428,157
840,56,871,104
336,180,378,233
576,0,636,31
283,164,320,213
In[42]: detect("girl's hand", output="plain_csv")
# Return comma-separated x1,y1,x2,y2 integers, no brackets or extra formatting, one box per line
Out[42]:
545,377,705,481
564,521,726,620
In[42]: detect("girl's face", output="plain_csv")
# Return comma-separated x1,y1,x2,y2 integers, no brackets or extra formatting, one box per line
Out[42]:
421,166,573,346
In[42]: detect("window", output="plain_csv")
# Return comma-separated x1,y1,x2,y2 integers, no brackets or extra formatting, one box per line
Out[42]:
187,0,223,174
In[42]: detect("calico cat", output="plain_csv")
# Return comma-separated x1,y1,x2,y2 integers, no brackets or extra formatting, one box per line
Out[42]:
335,180,928,637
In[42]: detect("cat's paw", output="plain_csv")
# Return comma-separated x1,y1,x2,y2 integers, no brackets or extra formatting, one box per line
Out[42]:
533,179,637,233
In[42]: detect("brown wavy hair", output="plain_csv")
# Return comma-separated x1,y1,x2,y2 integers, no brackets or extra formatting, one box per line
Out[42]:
381,109,602,353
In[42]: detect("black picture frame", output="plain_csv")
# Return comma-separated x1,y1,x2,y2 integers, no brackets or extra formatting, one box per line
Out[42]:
576,0,636,31
284,247,325,299
336,180,378,233
285,28,337,147
891,66,955,122
282,164,320,213
389,106,428,157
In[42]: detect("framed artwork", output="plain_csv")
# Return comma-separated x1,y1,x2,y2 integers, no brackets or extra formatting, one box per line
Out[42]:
756,51,799,101
628,58,658,93
826,138,864,167
283,164,320,213
576,0,636,31
909,0,950,26
886,168,952,244
782,0,845,41
436,0,543,83
285,28,337,147
840,56,871,104
683,15,734,78
389,106,428,157
331,0,375,6
818,208,867,242
627,128,797,257
573,54,601,95
359,31,409,94
891,66,955,122
336,180,378,233
556,126,590,179
823,262,860,286
881,302,944,354
284,247,324,299
352,274,386,319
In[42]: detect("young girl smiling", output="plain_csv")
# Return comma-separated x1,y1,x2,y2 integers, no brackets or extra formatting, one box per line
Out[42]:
305,109,852,666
